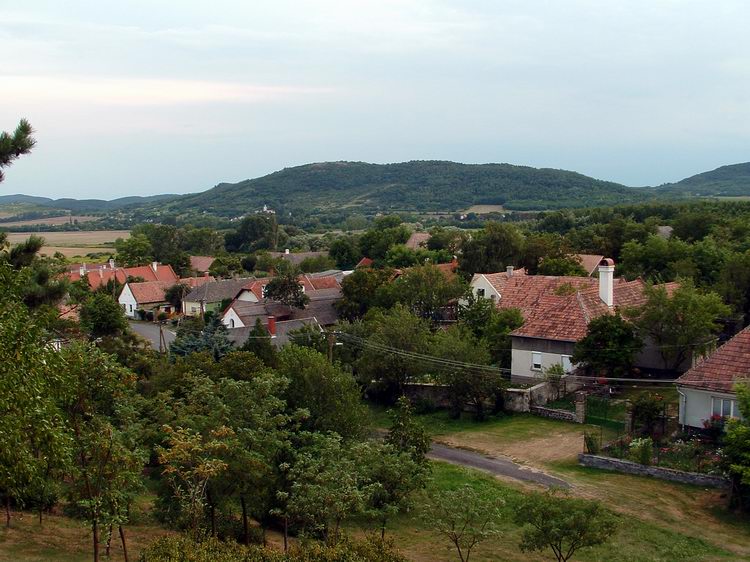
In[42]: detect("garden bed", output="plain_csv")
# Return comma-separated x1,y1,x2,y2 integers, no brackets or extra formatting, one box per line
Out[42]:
600,435,724,476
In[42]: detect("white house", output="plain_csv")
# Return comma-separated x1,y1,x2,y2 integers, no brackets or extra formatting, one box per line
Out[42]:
676,327,750,429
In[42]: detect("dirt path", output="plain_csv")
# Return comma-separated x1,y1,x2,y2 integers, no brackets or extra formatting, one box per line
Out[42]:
428,443,569,488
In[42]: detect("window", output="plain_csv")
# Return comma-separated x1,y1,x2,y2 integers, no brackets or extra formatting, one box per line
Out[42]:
561,355,573,373
128,304,133,312
230,318,235,328
476,288,486,298
191,306,197,313
712,397,741,419
531,352,542,371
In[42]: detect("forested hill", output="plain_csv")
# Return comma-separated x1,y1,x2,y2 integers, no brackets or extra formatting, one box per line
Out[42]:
656,162,750,198
150,160,648,216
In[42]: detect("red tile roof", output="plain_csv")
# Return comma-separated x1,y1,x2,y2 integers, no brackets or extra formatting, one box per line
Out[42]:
575,254,605,276
128,281,174,305
510,279,676,342
497,275,597,315
67,263,178,290
190,256,215,273
179,276,215,288
676,327,750,393
405,232,431,249
356,257,374,268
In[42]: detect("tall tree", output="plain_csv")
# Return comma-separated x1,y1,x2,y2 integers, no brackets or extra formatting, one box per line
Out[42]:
0,265,71,527
572,314,643,377
277,346,367,439
459,222,524,276
356,305,432,403
61,343,145,562
264,270,309,309
114,234,153,267
625,282,730,371
0,119,35,183
80,293,128,339
390,264,467,321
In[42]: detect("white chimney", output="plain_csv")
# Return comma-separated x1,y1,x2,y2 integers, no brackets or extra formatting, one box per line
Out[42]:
598,258,615,307
151,261,159,273
79,266,86,276
506,265,514,277
108,258,115,269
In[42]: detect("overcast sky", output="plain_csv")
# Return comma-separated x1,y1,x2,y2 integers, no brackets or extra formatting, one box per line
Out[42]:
2,1,749,199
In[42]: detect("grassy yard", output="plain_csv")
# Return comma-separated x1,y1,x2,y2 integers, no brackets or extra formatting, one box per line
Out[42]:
383,407,750,560
359,462,741,562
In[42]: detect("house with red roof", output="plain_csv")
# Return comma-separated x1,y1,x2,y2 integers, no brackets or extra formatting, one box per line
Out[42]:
471,259,682,381
67,261,178,291
119,276,212,318
220,273,342,329
676,327,750,429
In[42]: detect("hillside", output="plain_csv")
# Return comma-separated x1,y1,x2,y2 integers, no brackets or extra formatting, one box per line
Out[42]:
0,193,178,213
150,160,648,217
656,162,750,198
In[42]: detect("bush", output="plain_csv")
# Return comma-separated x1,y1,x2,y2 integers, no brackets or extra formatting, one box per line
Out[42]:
157,312,168,322
584,431,600,455
139,534,407,562
412,396,438,415
629,437,653,465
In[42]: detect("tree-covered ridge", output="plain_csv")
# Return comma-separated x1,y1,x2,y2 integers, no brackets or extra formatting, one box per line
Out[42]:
656,162,750,197
149,160,649,216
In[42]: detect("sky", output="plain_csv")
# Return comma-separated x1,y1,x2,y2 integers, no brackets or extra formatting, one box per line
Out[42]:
1,0,749,199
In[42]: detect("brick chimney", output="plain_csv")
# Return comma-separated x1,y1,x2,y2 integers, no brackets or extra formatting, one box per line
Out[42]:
267,316,277,338
598,258,615,307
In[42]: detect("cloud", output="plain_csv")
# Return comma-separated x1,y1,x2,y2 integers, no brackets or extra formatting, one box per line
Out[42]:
2,75,332,106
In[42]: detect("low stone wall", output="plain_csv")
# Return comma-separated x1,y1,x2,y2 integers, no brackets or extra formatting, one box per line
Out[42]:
403,382,451,408
578,453,729,488
530,406,578,423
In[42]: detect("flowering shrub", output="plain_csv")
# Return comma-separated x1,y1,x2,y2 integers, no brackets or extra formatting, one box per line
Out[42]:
629,437,653,465
702,415,725,443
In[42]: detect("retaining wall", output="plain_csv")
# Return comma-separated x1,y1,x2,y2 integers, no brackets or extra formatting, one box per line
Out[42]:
578,453,729,488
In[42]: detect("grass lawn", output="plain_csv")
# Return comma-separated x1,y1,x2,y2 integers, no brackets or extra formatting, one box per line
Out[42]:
387,407,750,560
355,462,740,562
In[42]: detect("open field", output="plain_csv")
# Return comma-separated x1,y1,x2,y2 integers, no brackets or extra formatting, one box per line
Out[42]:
0,215,96,227
5,230,129,258
463,204,506,214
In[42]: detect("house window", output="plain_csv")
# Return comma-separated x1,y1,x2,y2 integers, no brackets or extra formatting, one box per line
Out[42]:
561,355,573,373
712,397,740,419
490,294,497,303
230,318,235,328
191,306,197,313
129,304,133,312
476,288,485,298
531,352,542,371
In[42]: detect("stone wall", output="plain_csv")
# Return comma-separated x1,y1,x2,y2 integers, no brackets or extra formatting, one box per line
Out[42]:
403,383,451,408
578,453,729,488
503,375,585,413
530,406,578,423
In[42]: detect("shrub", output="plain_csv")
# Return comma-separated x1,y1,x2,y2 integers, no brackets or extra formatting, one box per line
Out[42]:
157,312,168,322
629,437,653,465
584,431,600,455
412,396,438,415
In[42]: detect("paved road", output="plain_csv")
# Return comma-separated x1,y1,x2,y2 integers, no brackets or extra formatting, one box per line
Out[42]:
429,443,569,489
128,320,176,351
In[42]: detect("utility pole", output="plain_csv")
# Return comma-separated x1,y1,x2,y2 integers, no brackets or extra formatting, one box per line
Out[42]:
327,331,336,363
159,322,167,354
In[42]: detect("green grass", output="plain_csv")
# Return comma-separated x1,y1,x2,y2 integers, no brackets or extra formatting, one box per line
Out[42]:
371,462,737,562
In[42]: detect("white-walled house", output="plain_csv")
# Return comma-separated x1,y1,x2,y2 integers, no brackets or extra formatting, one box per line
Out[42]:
676,327,750,429
466,258,681,382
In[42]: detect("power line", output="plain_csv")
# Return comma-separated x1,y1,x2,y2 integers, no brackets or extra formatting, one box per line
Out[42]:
331,331,688,385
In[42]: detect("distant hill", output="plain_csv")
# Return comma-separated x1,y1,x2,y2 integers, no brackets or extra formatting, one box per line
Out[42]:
655,162,750,198
149,160,648,217
7,160,750,221
0,193,178,213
